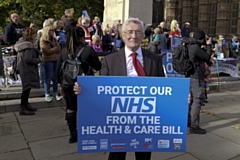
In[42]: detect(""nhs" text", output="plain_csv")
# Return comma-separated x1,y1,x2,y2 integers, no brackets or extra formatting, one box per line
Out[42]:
111,96,156,114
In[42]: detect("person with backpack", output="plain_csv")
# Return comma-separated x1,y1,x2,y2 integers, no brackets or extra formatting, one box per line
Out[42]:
57,19,101,143
188,29,212,134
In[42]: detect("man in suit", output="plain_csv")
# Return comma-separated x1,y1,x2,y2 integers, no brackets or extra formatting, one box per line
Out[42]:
74,18,165,160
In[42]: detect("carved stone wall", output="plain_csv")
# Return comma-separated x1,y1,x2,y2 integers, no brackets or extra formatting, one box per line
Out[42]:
103,0,240,38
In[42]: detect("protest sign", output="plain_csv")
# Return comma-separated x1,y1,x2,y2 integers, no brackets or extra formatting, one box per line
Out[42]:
171,36,183,49
211,58,239,77
77,76,189,153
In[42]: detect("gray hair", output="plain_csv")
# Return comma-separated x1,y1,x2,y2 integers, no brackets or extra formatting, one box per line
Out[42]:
154,28,160,34
43,19,53,28
122,18,144,33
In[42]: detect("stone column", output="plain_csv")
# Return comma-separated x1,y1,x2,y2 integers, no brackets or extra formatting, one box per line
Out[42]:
103,0,129,27
165,0,178,22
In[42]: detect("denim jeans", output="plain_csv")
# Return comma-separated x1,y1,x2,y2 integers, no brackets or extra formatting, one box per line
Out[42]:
44,61,58,96
39,61,45,84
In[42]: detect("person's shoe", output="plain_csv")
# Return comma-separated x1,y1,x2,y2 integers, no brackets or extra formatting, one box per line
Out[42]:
55,95,62,101
190,127,207,134
26,103,37,111
19,105,35,116
69,130,78,143
204,100,208,103
45,95,53,102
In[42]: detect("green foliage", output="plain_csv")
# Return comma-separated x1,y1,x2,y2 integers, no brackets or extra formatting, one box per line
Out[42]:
0,0,104,31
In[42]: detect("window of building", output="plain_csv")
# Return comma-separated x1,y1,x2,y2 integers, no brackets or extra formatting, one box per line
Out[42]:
229,2,238,34
190,0,198,30
152,0,164,26
192,5,198,30
209,3,217,36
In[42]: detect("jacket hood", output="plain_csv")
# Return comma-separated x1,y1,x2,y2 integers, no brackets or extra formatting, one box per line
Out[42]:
14,38,34,52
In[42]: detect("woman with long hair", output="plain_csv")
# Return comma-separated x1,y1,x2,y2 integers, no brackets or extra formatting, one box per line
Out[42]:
57,20,101,143
14,27,42,115
40,25,61,102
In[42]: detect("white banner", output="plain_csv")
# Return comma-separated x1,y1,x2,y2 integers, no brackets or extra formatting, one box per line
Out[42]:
210,58,239,77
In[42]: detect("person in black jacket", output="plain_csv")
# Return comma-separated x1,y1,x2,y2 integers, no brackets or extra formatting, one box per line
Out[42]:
181,22,191,38
144,24,153,43
102,28,114,52
57,20,101,143
228,35,239,58
4,13,26,54
188,29,212,134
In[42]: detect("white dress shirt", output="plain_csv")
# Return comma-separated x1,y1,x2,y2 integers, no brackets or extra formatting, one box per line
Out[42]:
125,47,144,76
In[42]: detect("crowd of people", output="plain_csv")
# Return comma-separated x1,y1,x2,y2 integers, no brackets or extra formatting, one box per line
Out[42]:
1,7,240,160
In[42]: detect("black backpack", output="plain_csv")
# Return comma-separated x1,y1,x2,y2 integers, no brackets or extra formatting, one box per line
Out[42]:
172,39,194,77
61,47,85,90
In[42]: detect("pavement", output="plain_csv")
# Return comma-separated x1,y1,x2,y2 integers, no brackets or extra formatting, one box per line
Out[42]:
1,88,240,160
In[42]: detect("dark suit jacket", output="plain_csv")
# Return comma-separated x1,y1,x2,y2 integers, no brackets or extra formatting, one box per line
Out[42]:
102,48,165,77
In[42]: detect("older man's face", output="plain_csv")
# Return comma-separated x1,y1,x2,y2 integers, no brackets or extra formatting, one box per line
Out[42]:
122,22,144,52
233,36,238,42
11,13,20,24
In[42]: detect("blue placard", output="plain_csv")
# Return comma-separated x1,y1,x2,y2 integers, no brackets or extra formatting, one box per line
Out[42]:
162,49,184,78
77,76,190,153
171,36,183,49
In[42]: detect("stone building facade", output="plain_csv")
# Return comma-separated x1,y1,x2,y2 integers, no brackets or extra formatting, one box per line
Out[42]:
103,0,240,39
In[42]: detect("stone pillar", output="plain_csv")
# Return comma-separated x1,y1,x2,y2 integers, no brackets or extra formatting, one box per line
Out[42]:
103,0,152,27
103,0,129,27
165,0,178,22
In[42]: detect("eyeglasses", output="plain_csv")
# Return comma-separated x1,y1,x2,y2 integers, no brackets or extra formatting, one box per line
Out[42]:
49,29,54,31
123,30,143,36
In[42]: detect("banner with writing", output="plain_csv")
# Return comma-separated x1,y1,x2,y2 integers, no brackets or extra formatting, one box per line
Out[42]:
171,36,183,49
211,58,239,77
77,76,190,153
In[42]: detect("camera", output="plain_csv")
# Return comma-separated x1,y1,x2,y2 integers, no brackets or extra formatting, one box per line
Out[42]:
206,37,217,45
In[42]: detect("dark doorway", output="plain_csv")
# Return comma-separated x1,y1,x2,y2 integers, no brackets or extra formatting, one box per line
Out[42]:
152,0,164,26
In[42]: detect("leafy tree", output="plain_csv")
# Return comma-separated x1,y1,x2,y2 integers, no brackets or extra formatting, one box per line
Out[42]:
0,0,104,31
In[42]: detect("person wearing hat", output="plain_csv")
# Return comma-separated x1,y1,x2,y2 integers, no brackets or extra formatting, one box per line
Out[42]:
181,22,191,38
188,29,212,134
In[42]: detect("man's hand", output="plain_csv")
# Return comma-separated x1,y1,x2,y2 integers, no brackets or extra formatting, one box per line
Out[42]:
30,22,34,28
73,82,82,95
206,38,212,45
